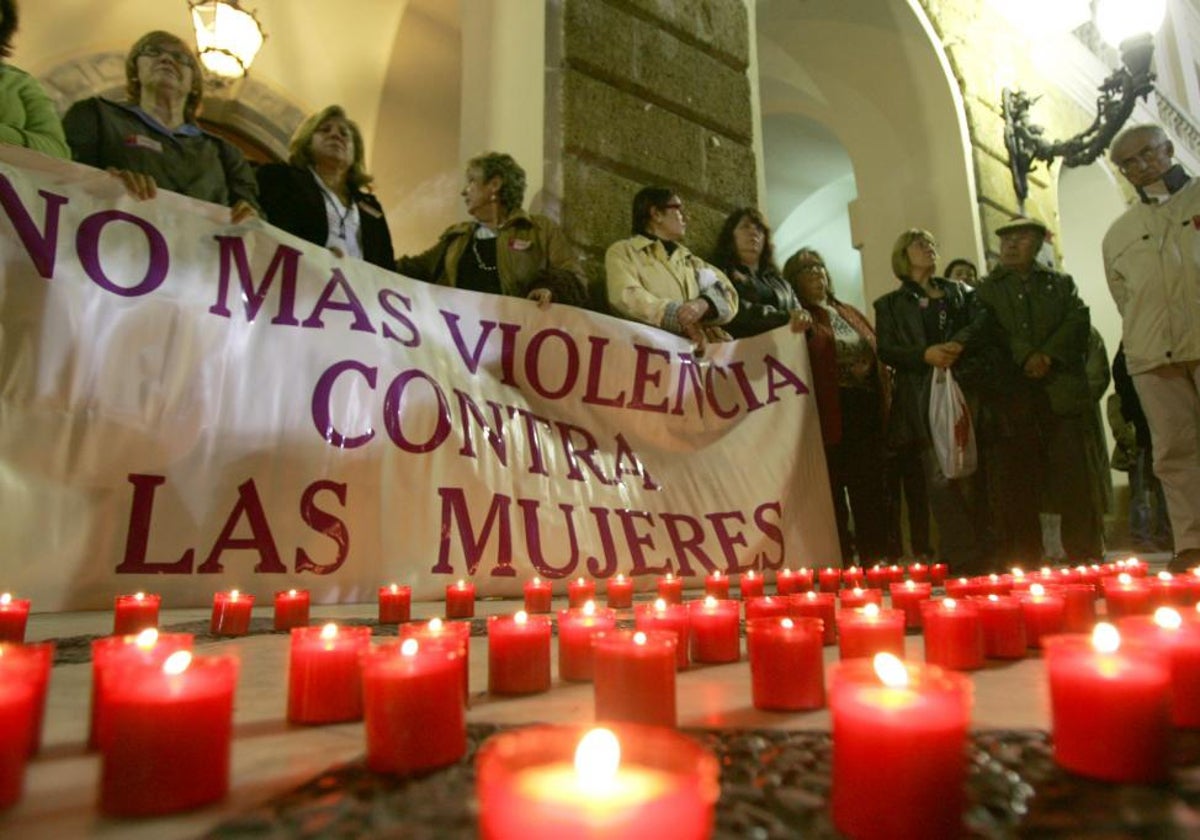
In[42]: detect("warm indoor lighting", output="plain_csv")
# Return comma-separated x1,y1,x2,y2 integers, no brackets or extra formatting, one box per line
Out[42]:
873,652,908,687
163,650,193,675
320,623,338,640
135,628,159,649
1095,0,1166,49
575,728,620,791
400,638,419,656
1092,622,1120,654
515,611,528,625
1153,607,1182,630
633,631,647,645
189,0,266,79
582,601,595,616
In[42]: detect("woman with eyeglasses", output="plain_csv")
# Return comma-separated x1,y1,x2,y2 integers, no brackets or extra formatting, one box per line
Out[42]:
713,207,811,338
396,151,588,307
0,0,69,159
62,30,259,223
605,187,737,345
874,229,985,574
256,106,394,269
784,248,891,565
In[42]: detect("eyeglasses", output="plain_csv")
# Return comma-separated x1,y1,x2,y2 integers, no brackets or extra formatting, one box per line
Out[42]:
1115,141,1168,174
793,263,826,274
139,44,194,66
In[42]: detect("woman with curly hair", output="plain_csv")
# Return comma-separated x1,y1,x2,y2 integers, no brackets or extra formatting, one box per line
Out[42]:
713,207,811,338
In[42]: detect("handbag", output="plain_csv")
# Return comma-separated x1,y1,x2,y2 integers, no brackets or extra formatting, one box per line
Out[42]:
928,367,977,479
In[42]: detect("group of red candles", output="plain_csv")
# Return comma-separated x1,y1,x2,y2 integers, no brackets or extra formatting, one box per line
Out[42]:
2,555,1198,838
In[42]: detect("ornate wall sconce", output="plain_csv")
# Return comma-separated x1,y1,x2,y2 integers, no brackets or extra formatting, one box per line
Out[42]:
189,0,266,85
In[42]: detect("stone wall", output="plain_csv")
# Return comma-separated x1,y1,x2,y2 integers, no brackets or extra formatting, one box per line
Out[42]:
547,0,757,307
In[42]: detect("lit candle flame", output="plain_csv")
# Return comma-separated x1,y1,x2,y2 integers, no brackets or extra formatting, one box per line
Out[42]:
989,574,1000,583
1093,622,1120,654
904,581,915,591
1157,571,1173,582
874,652,908,687
532,577,541,585
665,573,674,581
862,603,880,618
1154,607,1182,630
704,595,717,608
515,610,528,625
575,728,620,791
747,570,756,579
134,592,145,601
135,628,159,649
320,623,338,640
0,593,9,605
1012,567,1025,578
1030,583,1045,597
615,574,625,583
1040,566,1052,576
987,594,999,602
400,638,418,656
389,583,399,594
163,650,192,675
944,598,957,610
583,600,596,616
852,587,864,596
633,631,647,645
578,576,586,585
429,618,443,632
230,589,240,600
805,592,817,601
653,598,666,612
781,618,794,629
1117,573,1132,586
288,589,298,597
457,580,466,590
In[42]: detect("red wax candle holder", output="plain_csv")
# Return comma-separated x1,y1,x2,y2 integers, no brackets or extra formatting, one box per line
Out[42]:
287,624,371,724
606,574,634,609
567,577,596,609
686,597,740,664
488,613,552,695
99,651,238,816
889,581,933,629
744,595,790,622
842,566,865,589
1119,609,1200,728
112,592,160,636
0,642,53,758
633,600,690,670
90,630,194,750
1102,574,1152,620
838,587,882,611
973,595,1027,659
908,563,930,583
703,572,730,600
445,580,476,619
656,574,683,605
210,590,254,636
830,656,971,839
775,568,814,596
1149,573,1193,609
921,598,985,671
362,639,465,775
817,567,842,592
0,594,31,643
378,584,412,624
738,571,765,600
788,592,837,646
523,577,553,614
1059,583,1098,633
1018,586,1066,648
475,723,719,840
929,563,949,585
747,617,825,711
836,605,906,661
399,618,472,704
557,604,617,682
1044,628,1172,783
592,629,678,727
0,650,39,807
273,589,310,631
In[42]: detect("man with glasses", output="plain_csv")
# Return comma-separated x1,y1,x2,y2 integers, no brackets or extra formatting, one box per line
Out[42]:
1102,124,1200,572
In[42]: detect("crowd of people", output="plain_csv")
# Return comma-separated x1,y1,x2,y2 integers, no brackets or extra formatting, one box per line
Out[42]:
3,20,1197,576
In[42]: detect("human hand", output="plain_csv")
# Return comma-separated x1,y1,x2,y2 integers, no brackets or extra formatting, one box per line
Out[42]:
1023,351,1052,379
108,168,157,200
684,322,708,356
527,288,553,309
923,342,962,369
789,308,812,333
676,298,711,328
850,358,872,379
231,201,259,224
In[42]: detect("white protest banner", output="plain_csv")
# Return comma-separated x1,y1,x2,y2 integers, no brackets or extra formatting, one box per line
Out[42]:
0,148,838,610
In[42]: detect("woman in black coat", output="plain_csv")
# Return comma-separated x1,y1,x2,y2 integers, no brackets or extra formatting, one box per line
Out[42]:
256,105,395,269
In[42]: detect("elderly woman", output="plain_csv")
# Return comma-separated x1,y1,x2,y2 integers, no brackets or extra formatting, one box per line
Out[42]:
396,152,587,306
874,229,984,574
606,187,737,343
713,207,810,338
62,30,258,222
785,248,890,564
256,105,394,269
0,0,69,158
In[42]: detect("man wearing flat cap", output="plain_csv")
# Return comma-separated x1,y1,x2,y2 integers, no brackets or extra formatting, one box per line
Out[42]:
1103,123,1200,573
975,217,1101,563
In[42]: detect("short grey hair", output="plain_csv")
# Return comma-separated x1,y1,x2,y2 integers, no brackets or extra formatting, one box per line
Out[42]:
1110,124,1168,162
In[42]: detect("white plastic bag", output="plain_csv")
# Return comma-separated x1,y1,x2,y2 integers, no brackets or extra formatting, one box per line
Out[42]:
928,367,977,479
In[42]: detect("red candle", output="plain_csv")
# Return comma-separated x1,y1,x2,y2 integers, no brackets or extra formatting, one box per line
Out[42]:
112,592,160,636
273,589,310,631
1119,608,1200,728
686,597,740,664
475,724,718,840
1149,572,1193,608
788,592,837,645
921,598,984,671
865,565,889,589
838,586,882,611
1008,568,1033,592
978,573,1012,596
399,618,472,704
944,577,979,599
210,589,254,636
974,594,1027,659
1044,624,1171,782
889,580,932,629
90,630,193,750
0,594,30,643
775,568,813,595
445,579,476,619
744,595,790,622
1018,584,1065,648
633,599,690,670
818,566,842,592
606,574,634,609
592,630,677,727
929,563,948,585
377,583,412,624
1102,573,1152,620
1,642,53,757
737,570,764,600
362,638,465,775
524,577,553,614
908,562,929,583
287,623,370,724
842,566,865,589
99,650,238,816
703,571,729,599
0,653,37,807
1059,583,1098,633
746,617,825,711
656,574,683,605
837,604,906,661
567,577,596,609
830,655,971,840
488,612,552,695
557,602,617,682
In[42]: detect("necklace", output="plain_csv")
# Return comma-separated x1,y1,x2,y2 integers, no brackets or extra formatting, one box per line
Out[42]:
471,226,498,273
